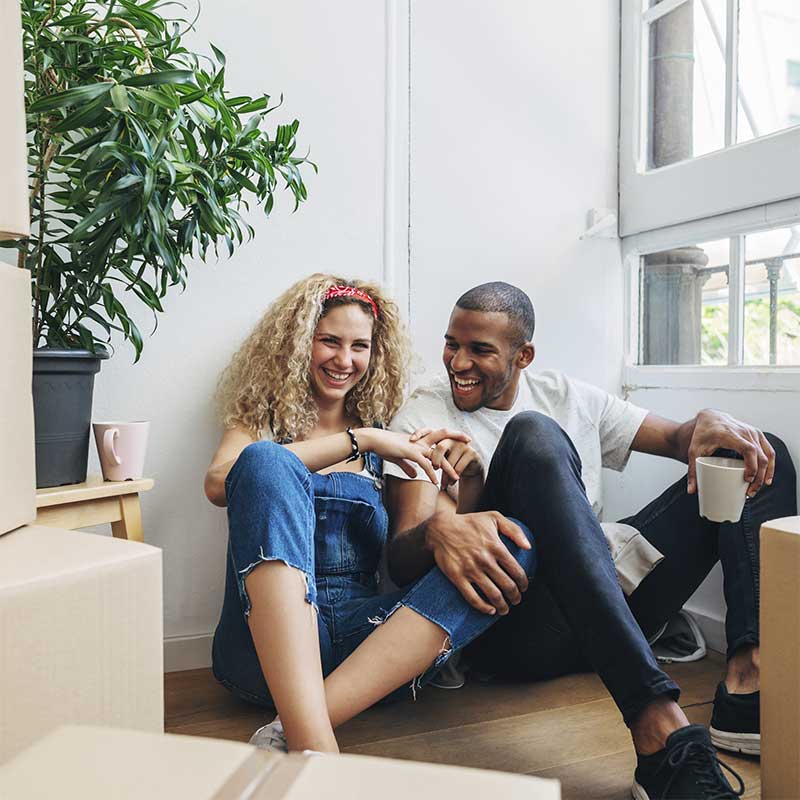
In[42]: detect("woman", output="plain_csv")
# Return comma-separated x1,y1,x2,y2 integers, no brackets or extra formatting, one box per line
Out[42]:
205,274,536,753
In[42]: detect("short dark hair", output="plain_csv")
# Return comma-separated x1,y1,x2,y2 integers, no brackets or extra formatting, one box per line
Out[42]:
455,282,535,346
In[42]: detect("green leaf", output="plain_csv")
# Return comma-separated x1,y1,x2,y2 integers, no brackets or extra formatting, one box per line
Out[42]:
51,94,111,132
128,318,144,362
69,195,129,240
111,175,143,191
130,86,179,110
210,42,226,66
28,82,112,113
143,169,156,206
122,70,197,88
235,96,269,113
127,117,153,159
110,84,130,112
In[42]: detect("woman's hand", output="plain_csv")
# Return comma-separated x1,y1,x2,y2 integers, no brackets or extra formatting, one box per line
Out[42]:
409,428,484,491
357,427,470,485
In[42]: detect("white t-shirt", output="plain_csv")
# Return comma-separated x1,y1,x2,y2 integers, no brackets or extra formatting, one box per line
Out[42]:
384,369,663,594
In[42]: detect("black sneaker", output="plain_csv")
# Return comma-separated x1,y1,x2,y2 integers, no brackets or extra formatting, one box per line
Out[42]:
632,724,744,799
709,681,760,756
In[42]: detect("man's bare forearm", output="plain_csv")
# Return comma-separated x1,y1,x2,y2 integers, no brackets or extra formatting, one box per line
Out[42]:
387,518,436,587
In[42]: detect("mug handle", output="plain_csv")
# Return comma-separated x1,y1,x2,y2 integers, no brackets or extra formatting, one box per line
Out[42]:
103,428,122,465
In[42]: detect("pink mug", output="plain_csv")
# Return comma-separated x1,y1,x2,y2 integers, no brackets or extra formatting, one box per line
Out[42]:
92,421,150,481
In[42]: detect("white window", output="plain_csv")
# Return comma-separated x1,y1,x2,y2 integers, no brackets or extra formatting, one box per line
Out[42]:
620,0,800,236
620,1,800,384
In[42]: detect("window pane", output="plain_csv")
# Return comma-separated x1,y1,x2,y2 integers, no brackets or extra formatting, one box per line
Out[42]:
639,239,729,365
743,227,800,365
737,1,800,143
647,0,727,168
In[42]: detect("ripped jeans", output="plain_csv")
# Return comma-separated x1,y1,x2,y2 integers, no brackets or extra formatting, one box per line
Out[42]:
211,440,538,707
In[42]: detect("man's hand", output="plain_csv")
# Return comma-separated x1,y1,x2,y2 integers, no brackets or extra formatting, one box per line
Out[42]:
409,427,484,491
687,409,776,497
359,427,469,485
424,509,531,615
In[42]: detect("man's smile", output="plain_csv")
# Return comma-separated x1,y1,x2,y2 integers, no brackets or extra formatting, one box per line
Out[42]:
450,373,482,396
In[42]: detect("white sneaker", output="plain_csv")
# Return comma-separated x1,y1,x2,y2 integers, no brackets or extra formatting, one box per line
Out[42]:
249,718,288,752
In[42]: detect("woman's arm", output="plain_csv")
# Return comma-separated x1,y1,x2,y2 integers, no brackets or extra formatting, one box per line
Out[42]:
204,426,257,507
204,426,462,507
204,426,366,507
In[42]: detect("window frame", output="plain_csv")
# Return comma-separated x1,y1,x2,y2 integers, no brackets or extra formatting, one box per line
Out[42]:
619,0,800,237
622,196,800,390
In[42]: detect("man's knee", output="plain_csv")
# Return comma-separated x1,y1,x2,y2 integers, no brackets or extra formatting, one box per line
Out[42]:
497,411,578,470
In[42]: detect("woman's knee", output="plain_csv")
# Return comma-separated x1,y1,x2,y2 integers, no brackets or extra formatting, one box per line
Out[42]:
227,440,308,499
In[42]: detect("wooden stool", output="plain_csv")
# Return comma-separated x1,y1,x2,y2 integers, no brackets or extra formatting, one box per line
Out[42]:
35,475,154,542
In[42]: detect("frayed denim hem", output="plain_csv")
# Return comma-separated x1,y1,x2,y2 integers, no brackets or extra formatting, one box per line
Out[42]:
237,549,317,618
367,599,458,699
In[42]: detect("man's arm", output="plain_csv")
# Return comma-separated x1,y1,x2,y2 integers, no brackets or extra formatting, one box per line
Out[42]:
632,410,776,497
384,476,443,587
385,476,531,615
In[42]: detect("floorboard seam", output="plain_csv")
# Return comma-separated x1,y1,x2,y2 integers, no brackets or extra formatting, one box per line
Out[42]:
341,697,622,750
523,747,631,776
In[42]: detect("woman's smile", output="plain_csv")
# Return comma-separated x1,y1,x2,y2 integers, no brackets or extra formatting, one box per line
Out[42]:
320,366,356,386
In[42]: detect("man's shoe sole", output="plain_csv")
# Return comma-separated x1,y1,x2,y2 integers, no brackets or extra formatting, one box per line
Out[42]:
709,726,760,756
631,780,650,800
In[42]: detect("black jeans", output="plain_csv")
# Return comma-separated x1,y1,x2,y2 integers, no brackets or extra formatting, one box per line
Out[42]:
465,411,797,726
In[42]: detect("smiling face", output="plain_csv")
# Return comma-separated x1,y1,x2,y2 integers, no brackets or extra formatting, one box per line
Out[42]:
443,307,534,412
309,303,374,406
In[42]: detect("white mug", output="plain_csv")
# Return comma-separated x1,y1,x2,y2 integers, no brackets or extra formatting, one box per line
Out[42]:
696,456,749,523
92,421,150,481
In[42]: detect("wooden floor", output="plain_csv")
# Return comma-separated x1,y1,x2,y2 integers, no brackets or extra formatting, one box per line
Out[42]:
165,652,760,799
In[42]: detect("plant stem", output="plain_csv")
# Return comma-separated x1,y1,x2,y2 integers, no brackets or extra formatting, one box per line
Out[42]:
87,17,155,72
38,0,56,33
32,132,48,346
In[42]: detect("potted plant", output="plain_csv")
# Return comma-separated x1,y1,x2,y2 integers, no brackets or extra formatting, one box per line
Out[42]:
5,0,312,487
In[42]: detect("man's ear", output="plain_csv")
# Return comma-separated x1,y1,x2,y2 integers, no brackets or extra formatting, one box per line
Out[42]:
516,342,535,370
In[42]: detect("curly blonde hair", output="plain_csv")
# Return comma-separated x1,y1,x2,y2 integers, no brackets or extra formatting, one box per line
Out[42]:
215,273,411,441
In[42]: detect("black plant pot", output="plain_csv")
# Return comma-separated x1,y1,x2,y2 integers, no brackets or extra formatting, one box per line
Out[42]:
32,348,109,488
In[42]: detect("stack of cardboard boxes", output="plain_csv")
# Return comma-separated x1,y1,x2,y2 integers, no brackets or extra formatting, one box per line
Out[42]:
0,261,561,797
0,264,164,766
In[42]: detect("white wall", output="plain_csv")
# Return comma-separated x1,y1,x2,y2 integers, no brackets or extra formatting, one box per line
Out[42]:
407,1,624,390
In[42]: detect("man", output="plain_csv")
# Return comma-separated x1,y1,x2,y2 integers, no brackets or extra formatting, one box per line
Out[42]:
383,282,796,800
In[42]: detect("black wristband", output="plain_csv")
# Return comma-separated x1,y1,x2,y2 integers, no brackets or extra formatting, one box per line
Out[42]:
345,427,361,463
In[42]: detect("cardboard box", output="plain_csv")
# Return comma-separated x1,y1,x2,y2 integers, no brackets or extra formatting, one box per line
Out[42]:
0,526,164,763
0,725,561,799
0,262,35,536
760,515,800,800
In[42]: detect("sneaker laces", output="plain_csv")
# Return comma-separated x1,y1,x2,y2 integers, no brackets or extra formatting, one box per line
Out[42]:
660,740,744,800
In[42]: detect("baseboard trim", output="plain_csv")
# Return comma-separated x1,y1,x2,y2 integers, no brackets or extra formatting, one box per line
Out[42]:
164,632,213,673
162,609,727,674
684,605,727,655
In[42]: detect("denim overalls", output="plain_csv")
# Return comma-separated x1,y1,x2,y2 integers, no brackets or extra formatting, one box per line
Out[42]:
211,439,537,707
